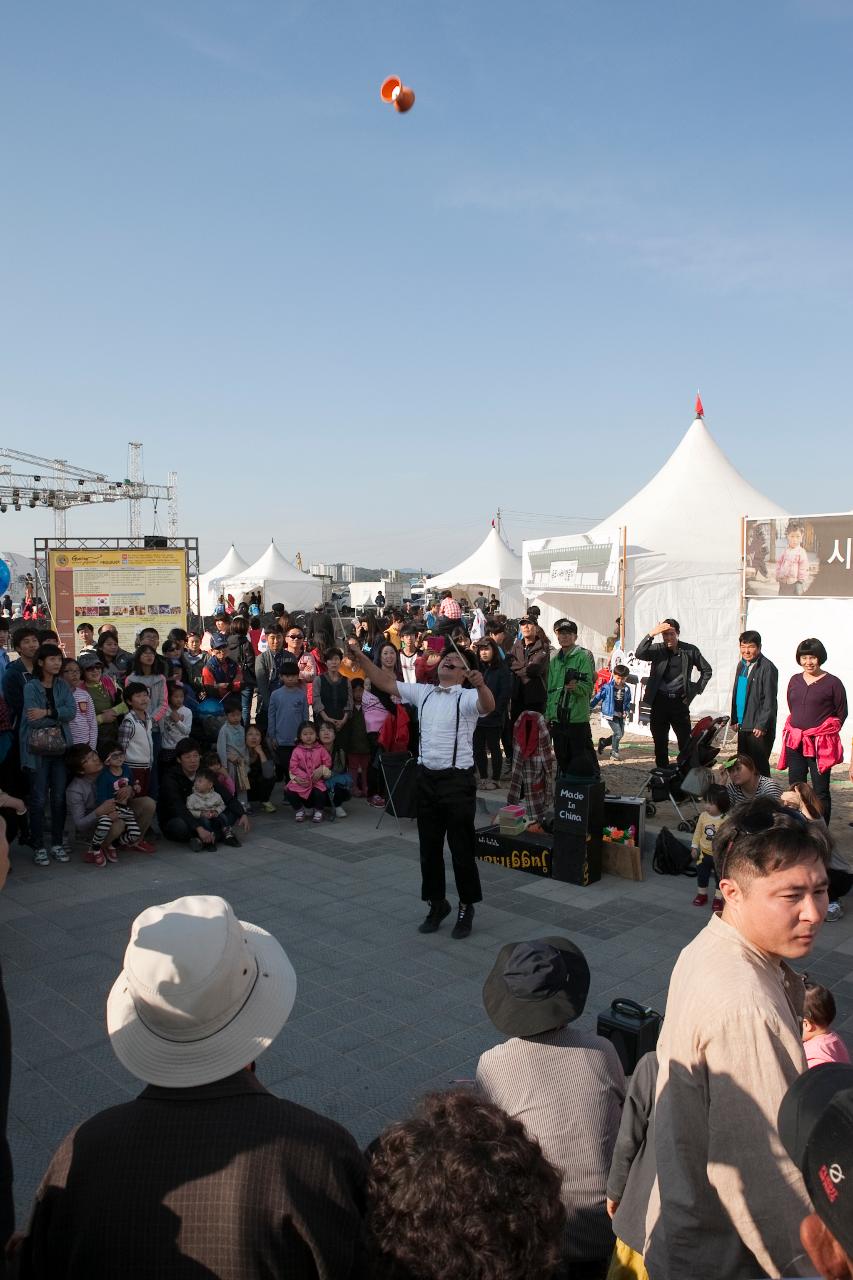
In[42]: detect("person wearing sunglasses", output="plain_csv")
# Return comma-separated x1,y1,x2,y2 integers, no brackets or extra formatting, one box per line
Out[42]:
346,638,494,939
646,797,832,1280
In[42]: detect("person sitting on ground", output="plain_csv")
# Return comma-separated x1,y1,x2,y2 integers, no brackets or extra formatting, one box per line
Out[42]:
802,980,850,1067
365,1088,565,1280
186,767,241,849
689,783,731,914
316,722,351,819
724,751,782,805
284,721,331,824
477,937,625,1277
157,738,248,846
781,781,851,922
245,723,276,813
65,744,156,864
16,895,366,1278
778,1062,853,1280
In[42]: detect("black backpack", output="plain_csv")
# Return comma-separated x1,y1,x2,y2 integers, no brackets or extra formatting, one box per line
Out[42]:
653,827,697,877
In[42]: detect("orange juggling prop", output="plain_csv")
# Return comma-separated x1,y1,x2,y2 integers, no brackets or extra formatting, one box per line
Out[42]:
380,76,415,113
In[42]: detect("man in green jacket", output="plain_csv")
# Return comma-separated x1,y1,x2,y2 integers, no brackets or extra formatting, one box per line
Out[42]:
545,619,597,775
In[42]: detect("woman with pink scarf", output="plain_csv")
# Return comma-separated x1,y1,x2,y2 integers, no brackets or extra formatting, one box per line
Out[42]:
778,637,847,822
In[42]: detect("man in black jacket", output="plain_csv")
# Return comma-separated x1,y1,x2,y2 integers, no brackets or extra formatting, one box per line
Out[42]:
729,630,778,776
158,738,247,847
636,619,712,768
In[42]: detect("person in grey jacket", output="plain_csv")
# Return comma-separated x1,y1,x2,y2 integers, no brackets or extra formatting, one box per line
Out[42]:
254,629,285,733
729,630,778,777
636,619,712,768
606,1051,658,1276
65,744,156,853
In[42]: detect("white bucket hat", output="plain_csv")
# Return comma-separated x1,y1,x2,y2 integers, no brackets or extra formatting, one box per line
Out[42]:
106,895,297,1087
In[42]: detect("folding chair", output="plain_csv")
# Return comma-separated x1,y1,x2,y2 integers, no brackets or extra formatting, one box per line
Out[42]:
375,749,417,835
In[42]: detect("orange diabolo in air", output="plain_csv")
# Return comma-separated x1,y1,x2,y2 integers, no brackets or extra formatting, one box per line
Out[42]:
380,75,415,113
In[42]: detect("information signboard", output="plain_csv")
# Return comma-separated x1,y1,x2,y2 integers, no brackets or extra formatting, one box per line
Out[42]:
48,547,189,653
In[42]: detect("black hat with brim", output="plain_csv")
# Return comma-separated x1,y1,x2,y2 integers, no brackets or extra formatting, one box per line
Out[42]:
483,937,590,1038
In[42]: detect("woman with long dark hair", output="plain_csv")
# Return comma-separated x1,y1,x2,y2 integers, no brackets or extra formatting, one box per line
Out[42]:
20,643,75,865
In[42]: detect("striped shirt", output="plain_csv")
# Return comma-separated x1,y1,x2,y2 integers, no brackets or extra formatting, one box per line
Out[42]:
476,1027,625,1261
726,776,782,806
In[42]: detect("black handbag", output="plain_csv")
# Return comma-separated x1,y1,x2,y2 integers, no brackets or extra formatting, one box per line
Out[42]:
29,723,66,757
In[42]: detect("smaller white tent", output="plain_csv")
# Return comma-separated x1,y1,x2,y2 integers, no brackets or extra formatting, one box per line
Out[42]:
221,541,322,613
195,545,249,615
425,526,522,600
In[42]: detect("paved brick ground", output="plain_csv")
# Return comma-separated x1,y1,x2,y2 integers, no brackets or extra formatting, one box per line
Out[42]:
3,798,853,1227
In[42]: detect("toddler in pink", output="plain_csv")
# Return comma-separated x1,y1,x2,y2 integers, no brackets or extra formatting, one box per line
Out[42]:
284,721,331,823
803,980,850,1068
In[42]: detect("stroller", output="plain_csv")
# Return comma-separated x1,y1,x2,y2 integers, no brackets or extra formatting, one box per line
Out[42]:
644,715,730,831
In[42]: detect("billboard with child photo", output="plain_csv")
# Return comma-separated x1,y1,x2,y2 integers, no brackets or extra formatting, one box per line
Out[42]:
744,514,853,599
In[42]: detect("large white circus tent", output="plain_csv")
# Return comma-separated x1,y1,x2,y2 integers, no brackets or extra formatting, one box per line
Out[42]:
522,401,788,715
425,525,522,600
220,540,322,613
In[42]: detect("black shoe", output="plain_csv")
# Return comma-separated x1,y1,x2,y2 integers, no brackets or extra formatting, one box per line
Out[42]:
223,834,241,848
597,737,607,757
418,899,451,933
451,903,474,939
189,837,203,851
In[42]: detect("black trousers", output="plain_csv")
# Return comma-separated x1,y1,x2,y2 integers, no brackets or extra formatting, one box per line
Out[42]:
417,766,482,905
473,725,503,781
550,720,599,778
649,694,692,768
787,745,834,822
737,729,772,777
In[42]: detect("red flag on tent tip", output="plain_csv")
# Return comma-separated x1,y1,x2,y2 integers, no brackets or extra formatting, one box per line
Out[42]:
695,393,704,418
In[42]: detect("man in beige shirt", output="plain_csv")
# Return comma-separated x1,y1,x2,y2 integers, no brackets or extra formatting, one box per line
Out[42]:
646,798,831,1280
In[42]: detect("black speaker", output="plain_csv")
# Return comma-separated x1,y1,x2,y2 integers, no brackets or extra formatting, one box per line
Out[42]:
144,535,168,549
596,998,662,1074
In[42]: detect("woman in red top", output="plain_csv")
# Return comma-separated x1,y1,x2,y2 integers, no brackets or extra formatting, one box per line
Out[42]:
781,637,847,822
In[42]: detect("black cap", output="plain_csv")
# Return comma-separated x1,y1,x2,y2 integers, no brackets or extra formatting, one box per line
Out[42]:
483,937,590,1038
779,1065,853,1258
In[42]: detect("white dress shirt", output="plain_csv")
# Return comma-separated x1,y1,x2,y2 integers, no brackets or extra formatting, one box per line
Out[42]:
396,681,483,769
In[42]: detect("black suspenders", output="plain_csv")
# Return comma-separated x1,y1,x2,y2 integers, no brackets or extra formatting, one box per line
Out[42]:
421,690,462,768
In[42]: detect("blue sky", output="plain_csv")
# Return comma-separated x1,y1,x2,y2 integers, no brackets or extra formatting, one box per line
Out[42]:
2,0,851,573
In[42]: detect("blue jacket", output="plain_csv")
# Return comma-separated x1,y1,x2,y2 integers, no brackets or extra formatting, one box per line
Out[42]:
590,680,633,720
19,678,76,770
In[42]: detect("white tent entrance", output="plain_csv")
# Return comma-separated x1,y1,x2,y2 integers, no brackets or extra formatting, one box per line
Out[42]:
221,541,322,614
195,544,249,615
425,525,522,602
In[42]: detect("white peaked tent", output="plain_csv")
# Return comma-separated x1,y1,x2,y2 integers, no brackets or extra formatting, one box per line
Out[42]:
523,408,788,716
195,545,249,614
221,541,322,613
425,526,522,599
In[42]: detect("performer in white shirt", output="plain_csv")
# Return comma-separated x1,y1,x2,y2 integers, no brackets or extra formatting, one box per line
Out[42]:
347,638,494,938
